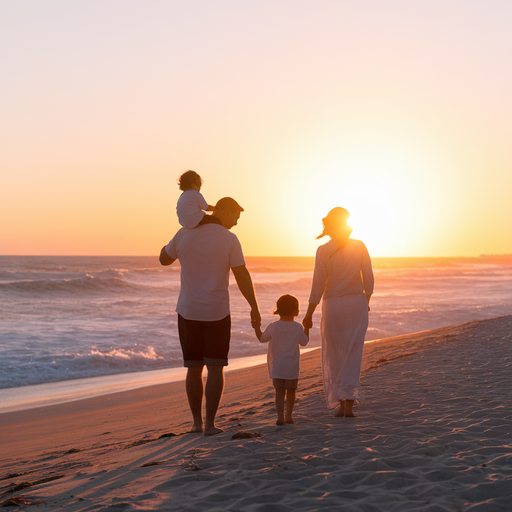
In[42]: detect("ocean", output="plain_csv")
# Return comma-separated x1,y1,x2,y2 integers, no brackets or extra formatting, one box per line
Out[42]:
1,255,512,412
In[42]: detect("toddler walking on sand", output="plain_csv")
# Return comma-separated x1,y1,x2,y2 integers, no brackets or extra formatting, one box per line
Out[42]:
176,170,215,228
253,294,309,425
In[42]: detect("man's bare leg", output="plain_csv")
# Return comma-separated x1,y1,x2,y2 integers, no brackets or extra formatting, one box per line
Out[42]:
285,389,296,424
204,365,225,436
186,366,204,432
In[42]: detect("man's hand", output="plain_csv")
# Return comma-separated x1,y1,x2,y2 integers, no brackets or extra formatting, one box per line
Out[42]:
250,308,261,328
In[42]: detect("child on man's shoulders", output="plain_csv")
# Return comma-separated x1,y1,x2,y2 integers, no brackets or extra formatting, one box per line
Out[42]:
176,170,215,229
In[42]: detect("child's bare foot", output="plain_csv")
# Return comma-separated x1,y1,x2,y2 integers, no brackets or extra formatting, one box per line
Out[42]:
344,411,357,418
203,426,223,436
276,419,285,425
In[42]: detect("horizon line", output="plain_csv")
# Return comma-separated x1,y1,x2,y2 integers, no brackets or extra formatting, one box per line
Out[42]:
2,254,512,259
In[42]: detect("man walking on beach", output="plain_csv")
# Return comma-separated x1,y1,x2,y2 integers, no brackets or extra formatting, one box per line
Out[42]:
159,197,261,435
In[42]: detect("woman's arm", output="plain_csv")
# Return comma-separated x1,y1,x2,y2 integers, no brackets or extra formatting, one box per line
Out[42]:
361,242,374,311
308,249,327,305
304,248,325,329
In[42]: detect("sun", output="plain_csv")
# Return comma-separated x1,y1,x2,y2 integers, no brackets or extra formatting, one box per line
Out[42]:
262,133,441,257
344,181,400,246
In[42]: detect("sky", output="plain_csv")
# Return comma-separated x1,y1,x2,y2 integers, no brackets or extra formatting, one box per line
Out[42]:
1,0,512,257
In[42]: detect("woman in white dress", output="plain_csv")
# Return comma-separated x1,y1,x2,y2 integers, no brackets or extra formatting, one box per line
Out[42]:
302,207,374,417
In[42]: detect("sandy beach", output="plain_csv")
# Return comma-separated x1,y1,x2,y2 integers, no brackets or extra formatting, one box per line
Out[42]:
2,315,511,511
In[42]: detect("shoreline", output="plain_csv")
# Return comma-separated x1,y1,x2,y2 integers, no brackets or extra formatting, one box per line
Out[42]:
2,315,511,511
0,350,317,415
1,322,452,417
0,353,266,415
4,315,479,416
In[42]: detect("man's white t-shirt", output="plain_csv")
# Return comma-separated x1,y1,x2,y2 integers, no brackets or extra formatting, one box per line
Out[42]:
165,224,245,321
260,321,309,380
176,190,209,229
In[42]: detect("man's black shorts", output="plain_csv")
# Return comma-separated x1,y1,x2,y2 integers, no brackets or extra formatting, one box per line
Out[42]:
178,314,231,367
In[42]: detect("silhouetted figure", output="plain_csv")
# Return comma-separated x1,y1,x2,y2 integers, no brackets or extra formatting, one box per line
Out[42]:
302,207,374,417
160,197,261,435
253,294,309,425
176,170,215,228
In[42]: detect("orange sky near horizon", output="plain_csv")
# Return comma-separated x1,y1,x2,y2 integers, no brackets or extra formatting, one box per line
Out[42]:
2,1,512,258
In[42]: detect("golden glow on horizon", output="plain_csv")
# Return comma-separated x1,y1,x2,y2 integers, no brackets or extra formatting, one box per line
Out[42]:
1,2,512,257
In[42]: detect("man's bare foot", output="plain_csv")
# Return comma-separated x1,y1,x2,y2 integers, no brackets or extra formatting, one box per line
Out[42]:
203,427,223,436
189,421,203,433
276,419,285,425
285,418,294,424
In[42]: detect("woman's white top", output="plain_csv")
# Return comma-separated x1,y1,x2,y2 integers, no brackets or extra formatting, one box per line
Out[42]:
308,239,374,305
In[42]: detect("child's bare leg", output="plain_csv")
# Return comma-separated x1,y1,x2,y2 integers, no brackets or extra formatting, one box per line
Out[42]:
285,389,295,423
275,388,285,425
334,400,345,417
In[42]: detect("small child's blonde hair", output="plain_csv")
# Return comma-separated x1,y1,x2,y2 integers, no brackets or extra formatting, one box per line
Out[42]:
178,170,203,191
273,294,300,316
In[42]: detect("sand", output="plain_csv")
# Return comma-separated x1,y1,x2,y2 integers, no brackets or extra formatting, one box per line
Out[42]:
1,316,512,511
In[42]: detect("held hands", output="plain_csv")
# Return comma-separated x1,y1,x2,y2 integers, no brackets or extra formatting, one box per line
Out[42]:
251,308,262,341
302,315,313,330
250,308,261,328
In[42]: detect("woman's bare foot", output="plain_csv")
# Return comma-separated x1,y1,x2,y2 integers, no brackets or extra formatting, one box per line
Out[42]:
344,400,356,418
334,401,345,417
203,426,223,436
285,418,294,424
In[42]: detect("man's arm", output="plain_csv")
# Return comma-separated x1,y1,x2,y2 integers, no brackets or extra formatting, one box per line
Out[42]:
231,265,261,327
159,246,176,266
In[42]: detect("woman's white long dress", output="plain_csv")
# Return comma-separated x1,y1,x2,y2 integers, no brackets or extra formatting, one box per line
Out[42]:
309,239,374,408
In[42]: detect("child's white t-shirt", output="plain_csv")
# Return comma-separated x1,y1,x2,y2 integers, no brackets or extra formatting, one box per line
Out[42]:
260,320,309,380
177,190,208,229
